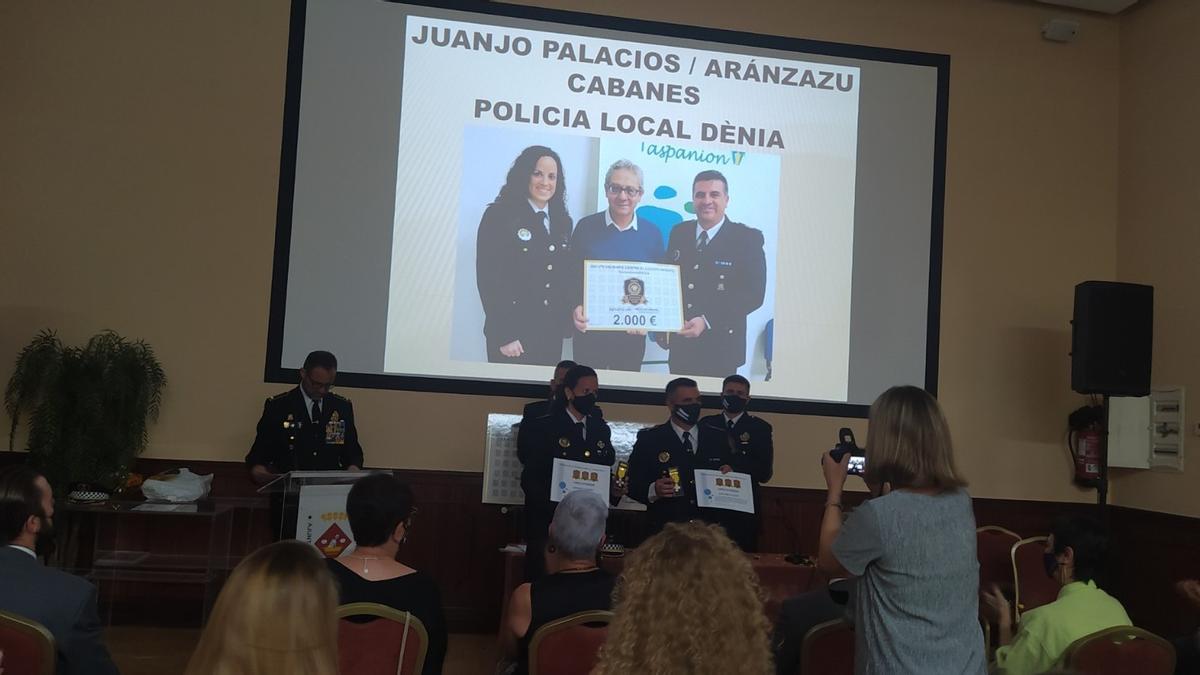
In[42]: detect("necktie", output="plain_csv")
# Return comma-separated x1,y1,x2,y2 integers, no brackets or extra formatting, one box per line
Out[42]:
576,421,586,441
696,230,709,253
311,400,321,424
538,211,549,234
727,419,736,435
683,430,693,454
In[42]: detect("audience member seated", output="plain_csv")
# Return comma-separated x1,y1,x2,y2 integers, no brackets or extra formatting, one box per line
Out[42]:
0,465,119,675
328,473,446,675
184,540,338,675
981,515,1130,674
499,490,614,674
1171,579,1200,675
817,385,986,674
592,522,773,675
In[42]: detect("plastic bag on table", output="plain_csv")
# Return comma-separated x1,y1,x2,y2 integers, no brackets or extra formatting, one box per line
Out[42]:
141,468,213,503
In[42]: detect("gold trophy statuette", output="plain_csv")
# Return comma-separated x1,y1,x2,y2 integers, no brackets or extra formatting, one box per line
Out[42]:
668,467,682,495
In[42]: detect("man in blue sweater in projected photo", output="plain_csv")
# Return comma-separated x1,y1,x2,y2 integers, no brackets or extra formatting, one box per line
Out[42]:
570,159,664,372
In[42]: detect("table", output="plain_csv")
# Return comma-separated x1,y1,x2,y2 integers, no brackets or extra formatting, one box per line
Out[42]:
56,499,238,624
501,549,821,623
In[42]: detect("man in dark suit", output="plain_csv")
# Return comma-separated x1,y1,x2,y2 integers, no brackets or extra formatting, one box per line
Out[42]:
246,350,364,485
0,466,119,675
659,170,767,377
698,374,774,551
628,378,732,536
521,359,576,422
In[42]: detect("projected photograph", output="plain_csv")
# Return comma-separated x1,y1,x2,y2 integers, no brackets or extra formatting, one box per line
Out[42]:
270,0,948,409
449,127,781,380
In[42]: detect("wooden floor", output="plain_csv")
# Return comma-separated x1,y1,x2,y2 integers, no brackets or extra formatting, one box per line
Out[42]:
107,626,500,675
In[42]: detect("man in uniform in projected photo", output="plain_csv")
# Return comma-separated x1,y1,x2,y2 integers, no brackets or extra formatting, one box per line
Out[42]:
657,170,766,377
246,350,363,483
475,146,574,366
698,374,773,551
570,159,664,372
627,377,732,536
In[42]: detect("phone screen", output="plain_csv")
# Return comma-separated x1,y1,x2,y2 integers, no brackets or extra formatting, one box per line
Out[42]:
848,455,866,475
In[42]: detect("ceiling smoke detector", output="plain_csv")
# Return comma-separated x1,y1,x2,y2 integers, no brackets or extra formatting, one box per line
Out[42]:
1035,0,1139,14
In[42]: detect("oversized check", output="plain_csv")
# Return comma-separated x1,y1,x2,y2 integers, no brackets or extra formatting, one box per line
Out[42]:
583,260,684,332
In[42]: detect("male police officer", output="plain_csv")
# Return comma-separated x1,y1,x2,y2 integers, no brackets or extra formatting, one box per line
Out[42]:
246,350,363,484
698,374,774,551
521,359,576,422
628,378,732,535
659,170,767,377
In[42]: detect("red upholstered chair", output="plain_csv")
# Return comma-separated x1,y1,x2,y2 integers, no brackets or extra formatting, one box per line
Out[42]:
528,610,613,675
1061,625,1175,675
798,619,854,675
1011,536,1059,620
0,610,56,675
336,602,429,675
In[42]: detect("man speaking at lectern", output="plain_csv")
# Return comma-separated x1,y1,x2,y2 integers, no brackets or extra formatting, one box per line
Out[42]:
246,350,364,483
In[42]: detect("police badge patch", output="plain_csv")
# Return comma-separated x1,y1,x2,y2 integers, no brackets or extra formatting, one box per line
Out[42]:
517,228,533,241
622,278,647,306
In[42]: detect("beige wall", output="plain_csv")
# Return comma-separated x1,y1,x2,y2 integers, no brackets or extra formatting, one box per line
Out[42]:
0,0,1121,502
1108,0,1200,516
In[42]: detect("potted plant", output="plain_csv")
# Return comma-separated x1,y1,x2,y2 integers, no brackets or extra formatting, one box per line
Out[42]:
5,330,166,499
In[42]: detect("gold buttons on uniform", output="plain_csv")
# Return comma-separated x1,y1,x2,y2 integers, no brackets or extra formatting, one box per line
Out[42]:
543,299,549,306
584,451,591,458
687,283,694,290
728,329,734,334
687,303,693,309
693,264,699,270
549,244,556,251
719,274,725,279
546,264,553,271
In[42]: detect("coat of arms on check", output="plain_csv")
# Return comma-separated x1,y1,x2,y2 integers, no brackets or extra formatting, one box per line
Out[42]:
622,278,647,305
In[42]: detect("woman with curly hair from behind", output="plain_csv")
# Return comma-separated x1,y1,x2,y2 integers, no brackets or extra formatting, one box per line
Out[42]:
593,522,773,675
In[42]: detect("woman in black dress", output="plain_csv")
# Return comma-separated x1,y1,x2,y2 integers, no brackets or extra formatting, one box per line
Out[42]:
328,474,446,675
475,145,574,365
499,490,615,675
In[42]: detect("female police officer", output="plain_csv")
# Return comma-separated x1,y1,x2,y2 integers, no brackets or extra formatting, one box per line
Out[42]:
516,364,615,580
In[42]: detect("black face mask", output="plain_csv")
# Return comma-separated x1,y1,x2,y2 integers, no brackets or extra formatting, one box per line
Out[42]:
672,403,703,425
722,394,748,414
571,393,596,416
1043,551,1061,579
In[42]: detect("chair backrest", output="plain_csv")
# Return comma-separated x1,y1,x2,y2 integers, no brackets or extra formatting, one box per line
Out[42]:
336,602,429,675
798,619,854,675
976,526,1020,592
1012,536,1059,620
1061,625,1176,675
0,610,56,675
528,610,613,675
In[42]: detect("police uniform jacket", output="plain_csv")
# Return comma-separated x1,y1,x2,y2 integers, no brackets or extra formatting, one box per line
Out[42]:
476,199,574,351
665,218,767,369
698,412,774,486
517,408,614,529
245,388,364,472
628,421,732,532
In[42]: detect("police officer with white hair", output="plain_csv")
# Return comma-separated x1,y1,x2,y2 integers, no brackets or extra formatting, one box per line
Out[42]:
500,490,616,675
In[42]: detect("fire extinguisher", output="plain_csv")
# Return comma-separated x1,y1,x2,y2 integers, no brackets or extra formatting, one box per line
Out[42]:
1068,404,1104,488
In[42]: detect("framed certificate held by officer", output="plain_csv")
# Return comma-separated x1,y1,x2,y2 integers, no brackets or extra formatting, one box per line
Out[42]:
583,260,684,332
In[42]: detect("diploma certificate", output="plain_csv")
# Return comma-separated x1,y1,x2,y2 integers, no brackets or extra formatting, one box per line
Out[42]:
583,260,684,332
694,469,755,514
550,458,611,503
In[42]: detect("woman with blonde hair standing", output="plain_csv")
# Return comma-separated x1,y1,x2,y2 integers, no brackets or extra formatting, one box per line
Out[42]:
818,385,985,674
593,522,773,675
184,540,338,675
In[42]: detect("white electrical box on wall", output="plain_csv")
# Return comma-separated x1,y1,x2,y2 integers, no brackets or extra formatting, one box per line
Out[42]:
1106,387,1185,471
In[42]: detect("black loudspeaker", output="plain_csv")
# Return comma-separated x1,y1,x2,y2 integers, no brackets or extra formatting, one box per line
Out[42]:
1071,281,1153,396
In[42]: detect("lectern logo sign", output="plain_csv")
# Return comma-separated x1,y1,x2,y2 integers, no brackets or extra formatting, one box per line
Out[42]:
316,522,352,558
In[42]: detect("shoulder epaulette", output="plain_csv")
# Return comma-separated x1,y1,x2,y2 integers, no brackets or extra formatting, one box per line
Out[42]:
329,392,349,402
268,391,289,402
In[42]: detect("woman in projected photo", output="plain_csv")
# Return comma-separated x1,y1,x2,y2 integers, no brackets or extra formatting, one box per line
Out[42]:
475,145,574,366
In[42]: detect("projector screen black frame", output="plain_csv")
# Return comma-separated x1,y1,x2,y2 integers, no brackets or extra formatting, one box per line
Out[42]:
263,0,949,418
